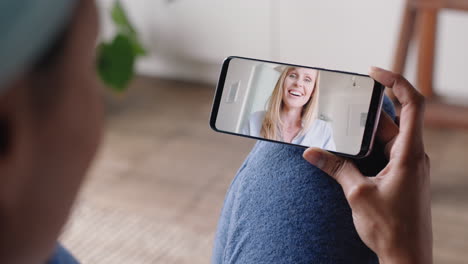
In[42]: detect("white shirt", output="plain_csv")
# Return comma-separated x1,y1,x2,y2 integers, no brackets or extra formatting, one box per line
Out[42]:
242,111,336,151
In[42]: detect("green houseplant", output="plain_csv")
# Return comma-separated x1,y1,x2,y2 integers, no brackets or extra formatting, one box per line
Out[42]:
96,0,147,92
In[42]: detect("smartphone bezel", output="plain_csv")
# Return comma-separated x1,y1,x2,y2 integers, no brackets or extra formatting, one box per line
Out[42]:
210,56,385,159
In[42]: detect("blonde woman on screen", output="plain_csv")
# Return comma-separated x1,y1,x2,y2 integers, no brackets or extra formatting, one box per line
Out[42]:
242,67,336,150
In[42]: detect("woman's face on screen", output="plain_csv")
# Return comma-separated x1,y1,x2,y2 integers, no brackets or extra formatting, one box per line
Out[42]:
282,67,318,109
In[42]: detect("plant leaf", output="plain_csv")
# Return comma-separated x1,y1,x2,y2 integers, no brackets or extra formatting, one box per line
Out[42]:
111,0,147,56
96,34,136,92
111,0,136,36
129,35,147,56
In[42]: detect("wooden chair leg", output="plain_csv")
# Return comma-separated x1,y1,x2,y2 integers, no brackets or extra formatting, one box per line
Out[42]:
417,8,438,98
389,4,417,101
393,5,417,74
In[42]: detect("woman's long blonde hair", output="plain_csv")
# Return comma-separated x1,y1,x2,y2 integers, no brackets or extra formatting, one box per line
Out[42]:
260,67,320,140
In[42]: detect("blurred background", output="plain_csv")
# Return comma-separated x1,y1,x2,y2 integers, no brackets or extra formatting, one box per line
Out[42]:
61,0,468,263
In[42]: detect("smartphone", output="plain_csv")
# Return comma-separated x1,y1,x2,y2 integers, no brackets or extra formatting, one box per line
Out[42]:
210,56,385,158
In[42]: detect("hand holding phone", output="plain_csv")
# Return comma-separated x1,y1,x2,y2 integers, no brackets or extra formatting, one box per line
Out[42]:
303,67,432,264
210,56,385,158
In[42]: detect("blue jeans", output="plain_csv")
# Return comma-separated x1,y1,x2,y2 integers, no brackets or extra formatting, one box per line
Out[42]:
212,97,396,264
46,244,79,264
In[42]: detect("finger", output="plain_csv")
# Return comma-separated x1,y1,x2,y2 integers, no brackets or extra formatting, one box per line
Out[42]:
303,148,369,196
369,67,425,149
376,110,399,158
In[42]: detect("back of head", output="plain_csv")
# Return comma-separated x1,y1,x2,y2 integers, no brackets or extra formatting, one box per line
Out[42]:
0,0,103,263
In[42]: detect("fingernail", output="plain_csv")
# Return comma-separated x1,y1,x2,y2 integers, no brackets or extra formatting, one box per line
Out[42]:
303,149,325,169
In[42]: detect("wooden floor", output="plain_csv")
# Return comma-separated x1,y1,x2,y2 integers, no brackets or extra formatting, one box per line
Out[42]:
61,76,468,263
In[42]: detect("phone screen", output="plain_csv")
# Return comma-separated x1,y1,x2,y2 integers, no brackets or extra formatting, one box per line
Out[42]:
211,57,384,157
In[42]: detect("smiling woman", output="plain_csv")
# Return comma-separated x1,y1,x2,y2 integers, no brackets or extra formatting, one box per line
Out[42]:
242,66,336,150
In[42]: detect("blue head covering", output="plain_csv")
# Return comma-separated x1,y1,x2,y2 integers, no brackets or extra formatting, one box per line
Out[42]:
0,0,78,93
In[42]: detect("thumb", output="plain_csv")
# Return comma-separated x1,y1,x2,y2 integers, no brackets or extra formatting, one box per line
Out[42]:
303,148,368,195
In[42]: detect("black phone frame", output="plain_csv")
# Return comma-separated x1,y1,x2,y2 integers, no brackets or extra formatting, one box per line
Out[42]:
210,56,385,159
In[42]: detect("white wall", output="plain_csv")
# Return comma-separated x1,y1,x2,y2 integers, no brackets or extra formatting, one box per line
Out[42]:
215,60,281,133
240,63,281,131
97,0,468,101
215,59,258,132
319,71,374,154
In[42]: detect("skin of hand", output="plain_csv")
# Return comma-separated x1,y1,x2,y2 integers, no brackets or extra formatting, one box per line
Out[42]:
303,67,432,264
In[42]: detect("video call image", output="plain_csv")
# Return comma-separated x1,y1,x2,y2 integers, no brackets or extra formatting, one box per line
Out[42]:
215,58,375,155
